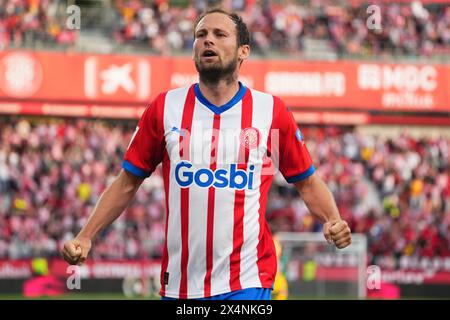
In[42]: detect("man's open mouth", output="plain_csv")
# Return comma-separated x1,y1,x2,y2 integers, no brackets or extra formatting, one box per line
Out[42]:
202,50,218,57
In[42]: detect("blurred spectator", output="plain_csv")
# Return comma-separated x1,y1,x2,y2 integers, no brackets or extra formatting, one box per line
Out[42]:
22,257,65,298
0,0,78,50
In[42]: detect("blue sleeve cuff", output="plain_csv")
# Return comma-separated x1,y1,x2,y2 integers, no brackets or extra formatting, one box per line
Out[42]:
122,160,151,178
285,165,315,183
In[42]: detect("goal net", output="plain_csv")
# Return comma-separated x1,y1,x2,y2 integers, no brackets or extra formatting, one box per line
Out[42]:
276,232,367,299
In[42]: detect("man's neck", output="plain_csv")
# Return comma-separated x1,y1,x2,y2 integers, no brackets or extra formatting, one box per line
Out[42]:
198,79,240,107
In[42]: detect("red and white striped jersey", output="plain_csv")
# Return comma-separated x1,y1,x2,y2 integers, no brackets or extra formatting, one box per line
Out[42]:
123,83,314,299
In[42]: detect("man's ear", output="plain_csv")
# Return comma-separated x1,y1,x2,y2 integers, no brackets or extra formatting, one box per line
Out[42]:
238,45,250,62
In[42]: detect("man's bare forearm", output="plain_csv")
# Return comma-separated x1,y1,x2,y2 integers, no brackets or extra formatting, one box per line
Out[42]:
294,173,341,223
76,170,143,241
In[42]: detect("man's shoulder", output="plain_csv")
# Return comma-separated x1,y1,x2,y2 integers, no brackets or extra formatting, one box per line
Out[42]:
155,85,190,98
247,87,284,106
167,84,193,95
247,87,287,115
247,87,273,100
148,85,193,108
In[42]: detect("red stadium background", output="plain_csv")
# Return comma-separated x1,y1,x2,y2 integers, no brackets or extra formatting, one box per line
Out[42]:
0,51,449,120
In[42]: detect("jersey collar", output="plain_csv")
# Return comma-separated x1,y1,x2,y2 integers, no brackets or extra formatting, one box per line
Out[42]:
194,81,247,115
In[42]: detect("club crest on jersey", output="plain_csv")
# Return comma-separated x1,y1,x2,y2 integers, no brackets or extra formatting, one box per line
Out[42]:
240,127,260,150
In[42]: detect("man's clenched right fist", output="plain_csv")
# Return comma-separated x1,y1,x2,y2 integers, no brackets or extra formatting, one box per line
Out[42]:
61,237,92,265
323,219,352,249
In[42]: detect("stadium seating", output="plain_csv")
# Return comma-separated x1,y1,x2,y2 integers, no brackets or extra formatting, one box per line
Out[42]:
1,0,448,58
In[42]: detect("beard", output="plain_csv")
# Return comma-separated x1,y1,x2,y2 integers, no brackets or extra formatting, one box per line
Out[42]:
195,54,239,86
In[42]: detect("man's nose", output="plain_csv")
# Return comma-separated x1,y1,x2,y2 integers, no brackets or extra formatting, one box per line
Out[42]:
203,34,214,46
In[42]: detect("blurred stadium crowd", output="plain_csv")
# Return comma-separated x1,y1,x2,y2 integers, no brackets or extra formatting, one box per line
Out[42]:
0,0,449,57
0,118,448,264
0,0,78,50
